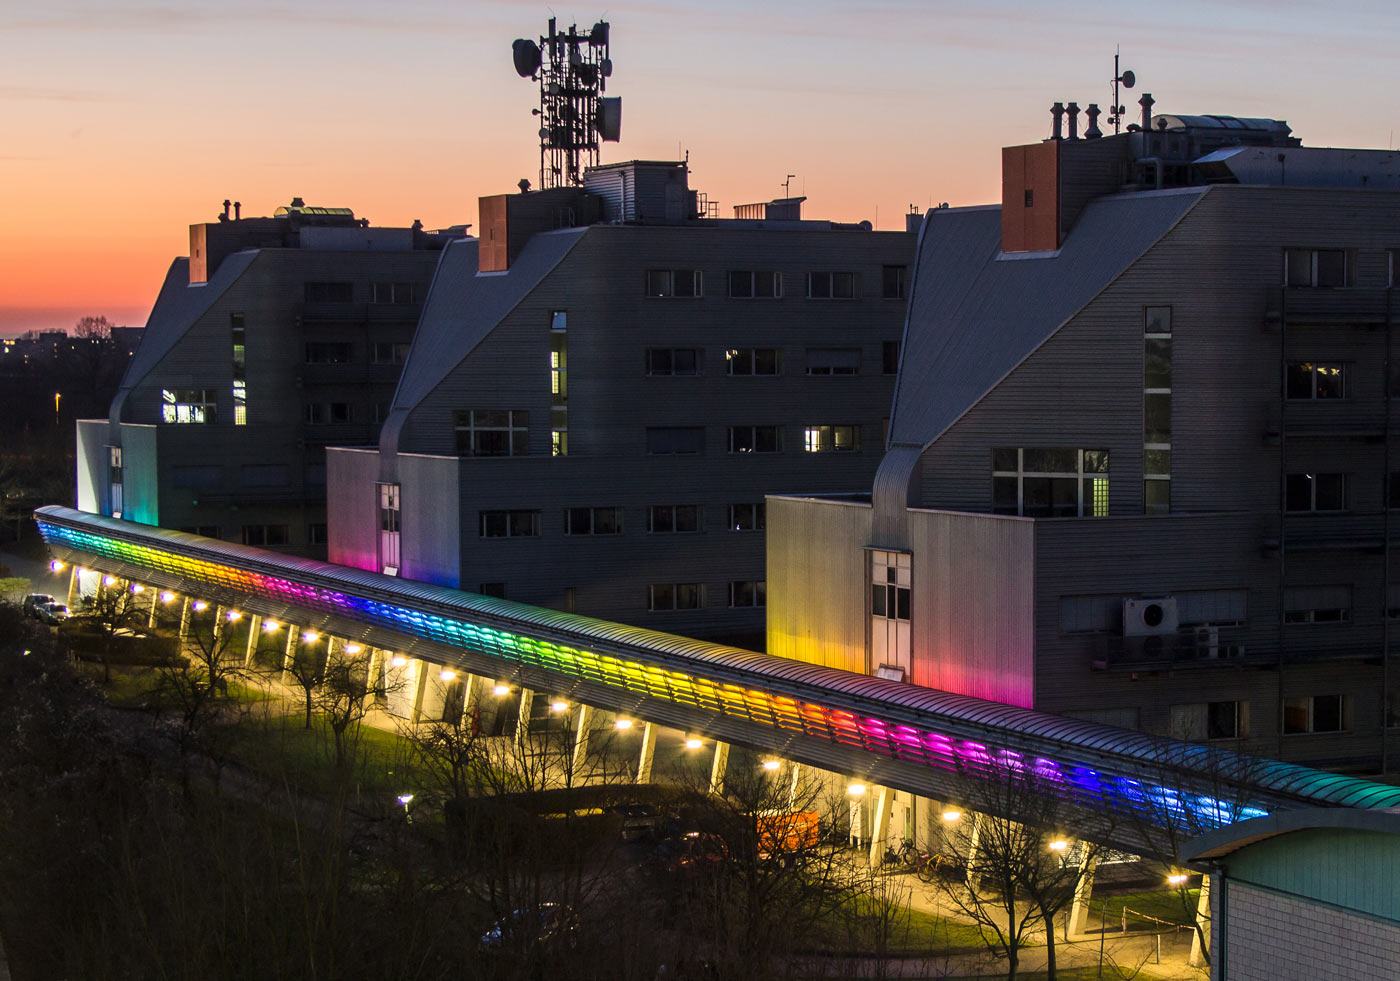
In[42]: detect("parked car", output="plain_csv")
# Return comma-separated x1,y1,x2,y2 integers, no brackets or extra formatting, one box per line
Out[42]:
35,602,71,625
479,902,579,951
655,831,728,874
610,802,664,842
22,593,57,619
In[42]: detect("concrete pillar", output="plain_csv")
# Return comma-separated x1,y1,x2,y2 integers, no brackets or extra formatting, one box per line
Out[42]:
66,566,79,607
708,741,730,796
786,763,803,811
1067,853,1097,939
868,786,892,866
360,648,383,714
515,688,535,745
409,659,431,723
636,722,658,784
281,627,299,673
212,606,226,646
572,703,593,774
242,615,261,666
146,588,159,628
1189,873,1212,968
177,597,192,646
964,812,982,889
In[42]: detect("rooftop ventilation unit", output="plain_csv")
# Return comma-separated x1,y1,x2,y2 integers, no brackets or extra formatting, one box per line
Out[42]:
1123,597,1178,636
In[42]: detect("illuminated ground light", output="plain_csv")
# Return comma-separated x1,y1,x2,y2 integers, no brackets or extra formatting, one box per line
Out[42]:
225,610,241,622
301,631,319,643
1167,872,1189,886
49,560,64,572
102,575,116,586
35,516,1291,834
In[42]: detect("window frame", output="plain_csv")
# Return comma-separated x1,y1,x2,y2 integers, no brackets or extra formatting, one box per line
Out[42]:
727,270,782,299
645,269,703,298
991,447,1109,518
728,580,767,608
1285,361,1348,401
727,425,783,454
478,509,541,538
805,349,861,376
728,502,766,532
806,270,857,299
725,347,781,376
803,424,861,453
454,409,530,457
645,348,701,376
1284,472,1348,513
563,506,623,536
647,582,704,611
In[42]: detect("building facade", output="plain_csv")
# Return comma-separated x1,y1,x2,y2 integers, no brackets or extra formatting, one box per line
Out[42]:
76,201,455,556
769,112,1400,771
329,162,914,646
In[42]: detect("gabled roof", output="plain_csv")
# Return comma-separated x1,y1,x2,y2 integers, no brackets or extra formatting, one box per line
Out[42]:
888,187,1206,449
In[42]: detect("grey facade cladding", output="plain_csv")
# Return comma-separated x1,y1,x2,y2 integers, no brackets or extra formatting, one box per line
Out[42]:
103,245,439,554
363,222,914,643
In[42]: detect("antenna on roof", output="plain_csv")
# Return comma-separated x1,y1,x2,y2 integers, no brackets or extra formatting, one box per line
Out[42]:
1107,47,1135,135
511,17,621,189
783,174,796,198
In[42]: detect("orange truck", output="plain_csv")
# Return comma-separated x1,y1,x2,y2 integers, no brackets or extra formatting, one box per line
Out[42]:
756,810,821,857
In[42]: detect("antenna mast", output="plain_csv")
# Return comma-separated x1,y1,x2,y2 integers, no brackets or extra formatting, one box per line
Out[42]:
1108,49,1136,135
512,17,622,189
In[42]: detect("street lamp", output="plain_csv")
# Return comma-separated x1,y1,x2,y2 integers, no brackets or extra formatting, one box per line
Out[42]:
53,391,61,427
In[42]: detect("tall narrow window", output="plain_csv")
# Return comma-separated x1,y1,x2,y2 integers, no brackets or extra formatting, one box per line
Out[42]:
551,311,568,456
378,483,401,575
870,551,911,679
1144,305,1171,514
108,446,123,517
231,314,247,426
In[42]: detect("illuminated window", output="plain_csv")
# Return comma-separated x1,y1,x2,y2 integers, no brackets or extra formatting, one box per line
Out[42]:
806,271,856,299
231,314,246,426
806,349,860,376
804,424,860,452
378,483,400,572
728,502,765,532
1286,362,1347,400
728,425,782,454
881,265,907,299
304,342,353,364
648,583,704,611
551,314,567,456
726,348,780,376
1285,249,1349,288
728,580,766,608
1283,694,1347,734
454,410,529,457
108,446,123,516
160,388,217,424
648,504,702,533
646,348,700,376
992,448,1109,517
1284,472,1347,512
369,282,416,304
645,269,702,298
728,270,782,298
479,510,540,538
564,507,622,535
870,550,911,676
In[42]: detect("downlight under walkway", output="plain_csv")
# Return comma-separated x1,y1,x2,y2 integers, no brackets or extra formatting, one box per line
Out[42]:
36,506,1400,851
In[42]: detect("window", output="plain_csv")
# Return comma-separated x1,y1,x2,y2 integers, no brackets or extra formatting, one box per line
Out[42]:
881,265,907,299
1285,248,1349,288
239,464,288,486
1170,701,1247,740
645,427,704,455
372,341,410,364
807,271,856,299
729,502,765,532
454,410,529,456
725,348,780,376
550,317,568,457
1286,361,1347,400
378,483,401,572
479,510,540,538
728,425,782,453
304,402,351,425
882,340,900,375
179,525,220,538
304,281,353,302
1283,585,1351,624
728,270,782,298
369,282,416,304
804,424,860,452
646,348,700,376
645,269,702,297
304,342,353,364
171,465,223,489
1143,305,1172,516
648,504,702,533
1059,595,1122,634
479,582,506,599
806,349,860,376
108,445,123,516
160,388,217,424
729,580,766,608
307,523,328,545
871,550,911,676
242,525,290,546
648,583,703,611
231,314,246,426
1285,472,1347,512
564,507,623,535
992,448,1109,518
1283,694,1347,734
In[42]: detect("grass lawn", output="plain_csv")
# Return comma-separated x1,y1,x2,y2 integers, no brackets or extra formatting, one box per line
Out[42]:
1095,887,1200,928
815,893,994,955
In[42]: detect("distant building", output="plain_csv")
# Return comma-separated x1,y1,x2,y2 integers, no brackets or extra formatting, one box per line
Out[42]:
770,106,1400,771
76,199,457,556
328,161,913,646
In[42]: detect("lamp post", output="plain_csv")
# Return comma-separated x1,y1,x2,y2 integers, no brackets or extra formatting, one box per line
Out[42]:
53,391,61,427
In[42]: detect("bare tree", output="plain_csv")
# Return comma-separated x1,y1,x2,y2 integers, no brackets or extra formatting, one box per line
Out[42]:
73,314,113,339
314,644,403,769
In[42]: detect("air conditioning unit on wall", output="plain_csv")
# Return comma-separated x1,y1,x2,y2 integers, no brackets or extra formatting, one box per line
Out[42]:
1123,597,1179,636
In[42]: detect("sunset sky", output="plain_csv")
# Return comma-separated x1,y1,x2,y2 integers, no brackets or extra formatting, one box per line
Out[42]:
3,0,1399,336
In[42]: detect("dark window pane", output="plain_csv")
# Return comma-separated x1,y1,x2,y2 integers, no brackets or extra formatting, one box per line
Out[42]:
754,349,779,375
1285,249,1312,287
676,505,700,532
1285,473,1313,511
1144,393,1172,444
729,271,753,298
1144,306,1172,334
1314,695,1343,732
895,586,910,621
1145,338,1172,389
1286,362,1314,399
871,584,887,618
1314,473,1346,511
1207,701,1238,739
1145,478,1171,514
992,448,1019,472
673,349,698,375
1283,697,1309,733
595,508,620,534
1315,250,1346,287
1315,364,1345,399
992,476,1019,514
651,583,674,609
647,270,670,296
833,272,855,298
676,584,700,609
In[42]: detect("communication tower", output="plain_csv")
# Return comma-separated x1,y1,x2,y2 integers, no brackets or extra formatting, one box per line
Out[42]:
512,18,622,189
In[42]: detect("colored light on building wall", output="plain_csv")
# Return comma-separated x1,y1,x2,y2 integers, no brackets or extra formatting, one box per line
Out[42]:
36,516,1274,833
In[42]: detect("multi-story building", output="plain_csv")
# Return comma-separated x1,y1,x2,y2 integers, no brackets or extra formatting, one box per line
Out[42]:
329,161,914,646
76,199,456,556
769,106,1400,772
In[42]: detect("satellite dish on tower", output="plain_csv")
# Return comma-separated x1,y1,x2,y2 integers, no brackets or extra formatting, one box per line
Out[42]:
597,97,622,142
512,39,541,77
1121,69,1135,89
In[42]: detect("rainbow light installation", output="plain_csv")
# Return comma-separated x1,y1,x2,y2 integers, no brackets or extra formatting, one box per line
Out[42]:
39,516,1270,833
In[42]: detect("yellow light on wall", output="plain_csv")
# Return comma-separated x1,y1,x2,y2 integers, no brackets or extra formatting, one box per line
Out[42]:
344,643,362,655
192,600,208,611
848,782,867,797
942,808,962,822
685,737,704,750
391,655,410,668
130,583,144,594
550,700,569,712
1048,839,1069,852
762,759,781,771
492,682,510,696
263,620,280,632
614,718,633,730
439,669,457,681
